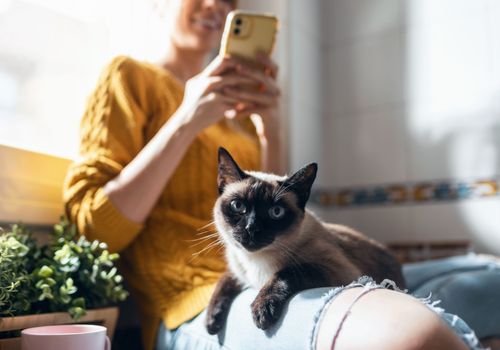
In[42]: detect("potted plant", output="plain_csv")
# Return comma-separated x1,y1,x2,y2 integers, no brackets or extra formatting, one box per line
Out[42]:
0,218,128,349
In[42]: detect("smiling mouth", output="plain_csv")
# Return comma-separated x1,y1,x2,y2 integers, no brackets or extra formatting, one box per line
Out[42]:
192,18,222,31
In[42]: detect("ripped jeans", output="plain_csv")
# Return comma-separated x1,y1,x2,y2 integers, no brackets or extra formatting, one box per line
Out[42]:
156,254,500,350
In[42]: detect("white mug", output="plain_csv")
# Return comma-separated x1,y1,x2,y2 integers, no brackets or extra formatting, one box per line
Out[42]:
21,324,111,350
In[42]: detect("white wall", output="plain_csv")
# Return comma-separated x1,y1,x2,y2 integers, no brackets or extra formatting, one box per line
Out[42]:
284,1,325,185
301,0,500,253
0,0,170,159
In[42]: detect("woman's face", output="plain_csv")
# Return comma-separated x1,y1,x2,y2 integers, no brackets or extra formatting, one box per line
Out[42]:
168,0,236,53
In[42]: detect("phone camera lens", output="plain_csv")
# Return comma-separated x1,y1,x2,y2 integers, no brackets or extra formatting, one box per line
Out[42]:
234,28,240,35
235,18,242,26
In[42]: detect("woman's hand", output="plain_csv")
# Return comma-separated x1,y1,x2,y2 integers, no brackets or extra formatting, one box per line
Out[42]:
222,53,282,141
177,55,263,134
220,53,283,174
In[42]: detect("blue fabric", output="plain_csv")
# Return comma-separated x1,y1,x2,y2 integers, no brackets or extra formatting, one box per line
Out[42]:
404,254,500,339
156,254,500,350
157,287,333,350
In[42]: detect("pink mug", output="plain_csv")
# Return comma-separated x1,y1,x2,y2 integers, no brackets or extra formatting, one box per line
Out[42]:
21,324,111,350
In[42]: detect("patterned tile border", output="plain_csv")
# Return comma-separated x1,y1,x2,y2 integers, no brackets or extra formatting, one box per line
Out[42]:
311,177,499,208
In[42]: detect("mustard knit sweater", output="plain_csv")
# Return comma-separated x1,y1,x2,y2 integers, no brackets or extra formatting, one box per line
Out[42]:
63,56,261,350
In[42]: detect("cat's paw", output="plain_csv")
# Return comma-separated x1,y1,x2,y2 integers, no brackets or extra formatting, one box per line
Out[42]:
205,307,226,335
251,295,284,330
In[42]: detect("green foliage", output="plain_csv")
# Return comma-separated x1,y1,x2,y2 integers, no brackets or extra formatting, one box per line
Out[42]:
0,218,128,319
0,225,37,316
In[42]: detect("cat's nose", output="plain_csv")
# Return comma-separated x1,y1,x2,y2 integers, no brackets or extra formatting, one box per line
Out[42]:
245,223,260,236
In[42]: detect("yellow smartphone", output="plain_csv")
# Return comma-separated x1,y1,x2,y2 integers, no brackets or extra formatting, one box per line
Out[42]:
220,10,279,65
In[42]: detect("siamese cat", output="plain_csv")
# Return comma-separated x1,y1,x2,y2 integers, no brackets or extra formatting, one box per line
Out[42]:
205,147,406,334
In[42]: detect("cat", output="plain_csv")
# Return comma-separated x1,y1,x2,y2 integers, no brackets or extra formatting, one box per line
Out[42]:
205,147,406,335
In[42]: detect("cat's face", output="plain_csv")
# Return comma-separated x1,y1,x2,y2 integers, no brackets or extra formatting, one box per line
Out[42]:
213,148,317,253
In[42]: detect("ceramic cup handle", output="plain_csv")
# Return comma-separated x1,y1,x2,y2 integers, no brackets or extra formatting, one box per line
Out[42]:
105,336,111,350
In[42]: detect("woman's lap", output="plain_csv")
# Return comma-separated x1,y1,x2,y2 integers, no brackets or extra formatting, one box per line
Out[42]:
157,254,499,350
404,254,500,339
157,287,331,350
403,253,500,291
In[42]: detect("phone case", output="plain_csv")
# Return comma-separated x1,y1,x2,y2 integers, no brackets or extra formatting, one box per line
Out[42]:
219,10,279,62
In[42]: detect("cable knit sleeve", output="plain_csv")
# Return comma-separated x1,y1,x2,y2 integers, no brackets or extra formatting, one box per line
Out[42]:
63,56,151,252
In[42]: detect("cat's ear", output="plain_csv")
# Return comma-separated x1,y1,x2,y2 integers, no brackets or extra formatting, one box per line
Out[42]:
283,163,318,209
218,147,247,194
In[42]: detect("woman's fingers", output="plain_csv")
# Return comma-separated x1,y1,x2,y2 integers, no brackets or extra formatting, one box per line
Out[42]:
207,53,279,81
256,52,278,79
201,54,281,113
204,55,240,77
204,74,257,94
228,51,278,79
207,91,243,105
204,53,258,77
223,87,277,108
236,66,280,96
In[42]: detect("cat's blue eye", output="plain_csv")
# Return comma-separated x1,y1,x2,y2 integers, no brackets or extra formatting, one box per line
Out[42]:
230,199,246,214
268,205,285,219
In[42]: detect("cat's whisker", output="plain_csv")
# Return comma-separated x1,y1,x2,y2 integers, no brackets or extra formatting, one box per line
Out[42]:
188,233,221,245
273,180,297,201
195,228,218,236
187,232,220,243
273,181,287,198
189,246,221,263
214,245,225,256
274,178,294,196
196,225,216,232
189,239,224,262
197,220,216,231
275,183,294,200
187,236,217,247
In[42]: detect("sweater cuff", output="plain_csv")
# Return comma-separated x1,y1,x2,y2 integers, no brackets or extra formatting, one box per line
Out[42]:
90,188,143,252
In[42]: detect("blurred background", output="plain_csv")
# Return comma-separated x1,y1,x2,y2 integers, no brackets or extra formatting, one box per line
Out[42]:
1,0,499,347
1,0,499,253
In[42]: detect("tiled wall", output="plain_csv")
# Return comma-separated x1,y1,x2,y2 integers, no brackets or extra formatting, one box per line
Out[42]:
288,1,500,253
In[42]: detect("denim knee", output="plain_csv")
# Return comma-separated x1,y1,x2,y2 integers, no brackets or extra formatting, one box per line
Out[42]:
412,269,500,339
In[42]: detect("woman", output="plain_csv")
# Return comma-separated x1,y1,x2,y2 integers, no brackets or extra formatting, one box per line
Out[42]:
63,0,491,349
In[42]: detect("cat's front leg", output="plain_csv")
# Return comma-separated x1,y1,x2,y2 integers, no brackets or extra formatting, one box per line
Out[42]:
206,271,243,335
251,263,328,330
